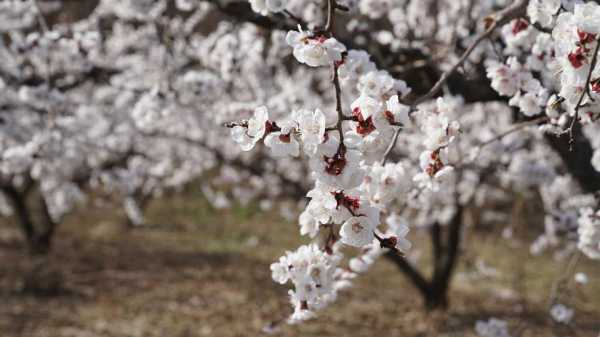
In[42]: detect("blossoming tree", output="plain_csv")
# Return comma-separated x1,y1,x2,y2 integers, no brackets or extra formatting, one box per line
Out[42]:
226,0,600,322
0,0,314,253
1,0,600,329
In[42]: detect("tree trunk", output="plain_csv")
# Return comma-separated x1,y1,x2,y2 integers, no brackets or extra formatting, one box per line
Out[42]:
34,193,56,254
1,184,56,255
385,206,464,311
545,123,600,193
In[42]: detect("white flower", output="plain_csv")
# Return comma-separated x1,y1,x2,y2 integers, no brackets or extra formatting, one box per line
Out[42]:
340,216,375,247
344,96,395,157
347,95,397,141
552,12,579,57
299,185,379,238
270,244,341,323
574,272,588,285
264,121,300,157
486,60,519,97
295,108,326,155
299,210,321,238
351,94,384,120
361,162,409,205
574,2,600,35
577,208,600,259
549,10,600,115
286,30,345,67
592,149,600,172
338,50,376,82
271,255,290,284
310,136,365,190
307,183,340,215
249,0,287,15
1,142,37,175
386,214,412,253
175,0,195,11
550,303,574,324
413,150,454,191
359,0,392,19
357,70,410,100
501,19,537,54
111,0,166,21
385,95,411,127
516,92,542,116
527,0,561,28
346,130,389,163
131,89,170,131
475,318,510,337
231,106,269,151
419,98,460,150
413,166,454,191
288,302,316,324
348,243,384,274
348,257,370,273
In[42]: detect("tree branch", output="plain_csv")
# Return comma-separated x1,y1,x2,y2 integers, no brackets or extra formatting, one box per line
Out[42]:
412,0,527,107
382,128,401,165
430,222,443,272
479,115,550,148
385,250,431,297
566,37,600,147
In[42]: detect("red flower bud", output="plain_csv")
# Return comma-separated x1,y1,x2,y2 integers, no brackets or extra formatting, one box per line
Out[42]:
577,29,597,44
511,19,529,35
568,48,586,69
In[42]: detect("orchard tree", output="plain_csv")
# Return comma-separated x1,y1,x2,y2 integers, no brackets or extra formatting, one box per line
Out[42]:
225,0,600,324
0,0,314,253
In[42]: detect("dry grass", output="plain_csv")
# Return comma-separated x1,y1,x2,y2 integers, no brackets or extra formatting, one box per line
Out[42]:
1,190,599,337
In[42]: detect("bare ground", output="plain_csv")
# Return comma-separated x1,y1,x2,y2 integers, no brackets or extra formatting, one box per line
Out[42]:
1,192,599,337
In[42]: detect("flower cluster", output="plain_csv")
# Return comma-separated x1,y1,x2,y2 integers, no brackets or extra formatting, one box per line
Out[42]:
475,318,511,337
578,208,600,259
270,244,350,323
412,98,461,191
4,0,600,331
489,1,600,120
481,1,600,263
550,303,575,324
229,13,469,318
249,0,288,15
486,57,548,117
552,4,600,109
286,29,346,67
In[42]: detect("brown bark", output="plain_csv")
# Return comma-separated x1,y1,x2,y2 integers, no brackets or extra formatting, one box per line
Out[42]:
385,206,464,310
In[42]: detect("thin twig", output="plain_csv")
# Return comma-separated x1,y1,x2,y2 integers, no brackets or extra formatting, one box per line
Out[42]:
529,20,553,34
322,0,346,147
411,0,527,107
325,0,335,34
548,251,581,306
566,38,600,148
373,231,405,256
380,0,527,164
382,0,527,165
32,0,50,32
32,0,55,125
382,128,401,165
332,63,345,145
478,115,550,148
32,0,51,85
282,9,304,27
